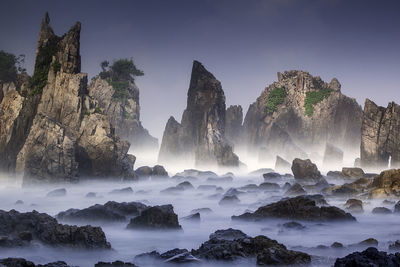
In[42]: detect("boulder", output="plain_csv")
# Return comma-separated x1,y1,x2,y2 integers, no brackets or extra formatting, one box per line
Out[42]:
218,195,240,206
191,228,311,265
368,169,400,198
285,183,306,196
263,172,281,180
291,158,322,182
95,261,137,267
182,213,200,222
372,207,392,214
345,199,364,213
232,195,356,222
0,209,110,249
259,182,280,191
341,167,365,179
127,205,181,230
334,247,400,267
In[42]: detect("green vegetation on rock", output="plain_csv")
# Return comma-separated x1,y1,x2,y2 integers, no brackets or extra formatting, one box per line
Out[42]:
0,50,25,83
304,88,333,116
99,58,143,101
266,86,287,114
29,43,58,95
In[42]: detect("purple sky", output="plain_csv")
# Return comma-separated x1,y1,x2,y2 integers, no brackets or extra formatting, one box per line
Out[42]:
1,0,399,140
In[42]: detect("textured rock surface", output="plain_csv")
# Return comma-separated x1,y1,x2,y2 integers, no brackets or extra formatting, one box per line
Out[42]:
0,209,110,249
158,61,239,167
88,76,157,152
368,169,400,198
334,247,400,267
225,105,243,148
243,71,362,161
7,13,137,183
127,204,181,230
191,228,311,265
232,195,356,222
361,99,400,169
291,158,323,182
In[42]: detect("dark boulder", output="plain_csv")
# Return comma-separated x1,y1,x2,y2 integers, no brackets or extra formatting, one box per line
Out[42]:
341,167,365,179
191,228,311,265
291,158,322,182
127,205,181,230
219,195,240,206
232,195,355,222
345,199,364,213
263,172,281,180
95,261,137,267
285,183,306,196
372,207,392,214
182,212,200,222
109,187,133,195
334,247,400,267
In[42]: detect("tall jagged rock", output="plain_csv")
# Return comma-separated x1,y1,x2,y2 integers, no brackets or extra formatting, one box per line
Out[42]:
361,99,400,170
225,105,243,148
158,61,239,168
243,71,362,162
0,13,136,183
88,76,158,152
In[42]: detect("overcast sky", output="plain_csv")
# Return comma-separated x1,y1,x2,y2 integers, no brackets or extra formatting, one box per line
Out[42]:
1,0,399,141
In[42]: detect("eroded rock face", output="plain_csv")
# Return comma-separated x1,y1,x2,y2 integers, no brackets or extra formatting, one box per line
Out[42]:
158,61,239,168
88,76,157,152
361,99,400,170
368,169,400,198
243,71,362,162
127,204,181,230
191,228,311,265
291,158,323,182
334,247,400,267
11,13,137,183
0,209,110,249
232,195,356,222
225,105,243,148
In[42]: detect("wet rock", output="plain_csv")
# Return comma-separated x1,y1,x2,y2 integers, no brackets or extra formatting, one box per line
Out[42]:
334,247,400,267
331,242,344,248
191,228,311,265
177,181,194,190
0,209,110,249
389,240,400,251
152,165,168,177
332,184,359,197
327,171,343,178
357,238,379,247
219,195,240,206
232,195,355,222
0,258,73,267
225,105,244,147
85,192,96,198
262,172,281,180
46,188,66,197
135,166,153,178
394,201,400,213
341,167,365,179
282,182,291,191
95,261,137,267
345,199,364,213
109,187,133,195
372,207,392,214
127,204,181,230
135,248,200,264
259,182,280,191
285,183,306,196
182,213,200,222
275,156,292,173
368,169,400,198
14,200,24,205
57,201,148,222
281,221,306,230
291,158,323,182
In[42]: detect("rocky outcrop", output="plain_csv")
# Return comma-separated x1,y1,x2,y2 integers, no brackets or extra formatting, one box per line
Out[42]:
158,61,239,168
0,209,110,249
126,204,181,230
368,169,400,198
361,99,400,169
191,228,311,265
291,158,323,182
0,13,137,183
334,247,400,267
225,105,243,148
232,195,356,222
88,76,157,152
243,70,362,162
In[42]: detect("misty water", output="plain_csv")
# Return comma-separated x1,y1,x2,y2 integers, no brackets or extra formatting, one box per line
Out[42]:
0,161,398,267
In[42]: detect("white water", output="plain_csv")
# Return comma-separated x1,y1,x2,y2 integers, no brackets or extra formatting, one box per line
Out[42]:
0,171,398,267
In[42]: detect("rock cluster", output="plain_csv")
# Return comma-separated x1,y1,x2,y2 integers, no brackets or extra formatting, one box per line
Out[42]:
334,247,400,267
361,99,400,169
0,13,137,183
158,61,239,168
127,204,181,230
243,70,362,161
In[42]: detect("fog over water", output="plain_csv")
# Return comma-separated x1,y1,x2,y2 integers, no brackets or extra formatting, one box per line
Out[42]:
0,155,398,266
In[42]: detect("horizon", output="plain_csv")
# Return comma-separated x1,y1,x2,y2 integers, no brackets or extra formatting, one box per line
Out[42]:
1,0,400,141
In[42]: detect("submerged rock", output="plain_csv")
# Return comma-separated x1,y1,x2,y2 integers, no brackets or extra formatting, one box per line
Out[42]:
285,183,306,196
191,228,311,265
46,188,67,197
182,212,200,222
334,247,400,267
109,187,133,195
345,199,364,213
56,201,148,222
127,205,181,230
95,261,137,267
232,195,356,222
219,195,240,206
372,207,392,214
0,209,110,249
341,167,365,179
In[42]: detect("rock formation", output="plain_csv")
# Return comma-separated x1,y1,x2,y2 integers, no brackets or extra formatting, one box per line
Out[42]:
361,99,400,170
225,105,243,148
243,70,362,162
158,61,239,168
88,76,157,152
0,13,136,183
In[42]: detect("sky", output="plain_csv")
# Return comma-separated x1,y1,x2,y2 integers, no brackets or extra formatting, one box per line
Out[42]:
0,0,399,141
